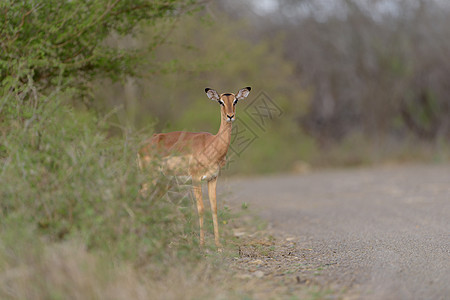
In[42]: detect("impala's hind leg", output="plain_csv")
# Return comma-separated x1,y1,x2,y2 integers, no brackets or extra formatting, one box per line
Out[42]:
192,182,205,247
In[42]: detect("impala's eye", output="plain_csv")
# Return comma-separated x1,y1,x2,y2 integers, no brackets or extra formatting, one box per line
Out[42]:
218,100,225,106
233,99,238,106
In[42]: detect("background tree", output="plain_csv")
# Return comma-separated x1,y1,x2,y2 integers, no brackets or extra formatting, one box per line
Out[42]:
218,0,450,144
279,0,450,142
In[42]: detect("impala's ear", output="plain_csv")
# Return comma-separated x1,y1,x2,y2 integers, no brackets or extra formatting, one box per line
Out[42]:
236,86,251,100
205,88,220,101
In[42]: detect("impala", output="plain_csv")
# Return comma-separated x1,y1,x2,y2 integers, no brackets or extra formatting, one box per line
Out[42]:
138,87,251,251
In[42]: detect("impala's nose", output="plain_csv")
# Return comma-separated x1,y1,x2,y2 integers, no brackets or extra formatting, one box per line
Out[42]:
226,114,235,122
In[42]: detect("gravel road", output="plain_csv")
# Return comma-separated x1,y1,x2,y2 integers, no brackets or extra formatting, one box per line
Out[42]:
222,164,450,299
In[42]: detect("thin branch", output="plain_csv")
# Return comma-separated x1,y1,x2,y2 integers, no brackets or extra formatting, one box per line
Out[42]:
1,7,9,39
52,0,121,49
10,4,41,44
63,45,89,63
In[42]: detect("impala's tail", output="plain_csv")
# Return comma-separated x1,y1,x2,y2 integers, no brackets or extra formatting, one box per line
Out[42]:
137,148,153,171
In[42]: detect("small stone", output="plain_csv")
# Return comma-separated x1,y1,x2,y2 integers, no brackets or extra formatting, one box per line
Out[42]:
233,231,246,237
249,259,264,265
253,270,264,278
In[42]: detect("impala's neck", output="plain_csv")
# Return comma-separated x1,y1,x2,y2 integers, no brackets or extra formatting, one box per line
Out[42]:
213,115,232,156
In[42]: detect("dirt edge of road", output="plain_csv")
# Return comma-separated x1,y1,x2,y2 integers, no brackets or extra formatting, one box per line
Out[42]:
225,216,356,300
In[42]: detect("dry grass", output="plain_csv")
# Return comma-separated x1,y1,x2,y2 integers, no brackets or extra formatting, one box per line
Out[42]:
0,238,249,300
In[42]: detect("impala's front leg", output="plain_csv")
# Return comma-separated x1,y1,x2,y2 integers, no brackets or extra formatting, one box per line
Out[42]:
192,182,205,247
208,177,222,251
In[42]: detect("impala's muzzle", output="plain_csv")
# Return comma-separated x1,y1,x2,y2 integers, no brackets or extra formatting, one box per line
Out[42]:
226,114,235,122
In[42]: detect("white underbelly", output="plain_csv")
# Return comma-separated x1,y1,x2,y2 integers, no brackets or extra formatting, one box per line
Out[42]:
159,155,220,182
